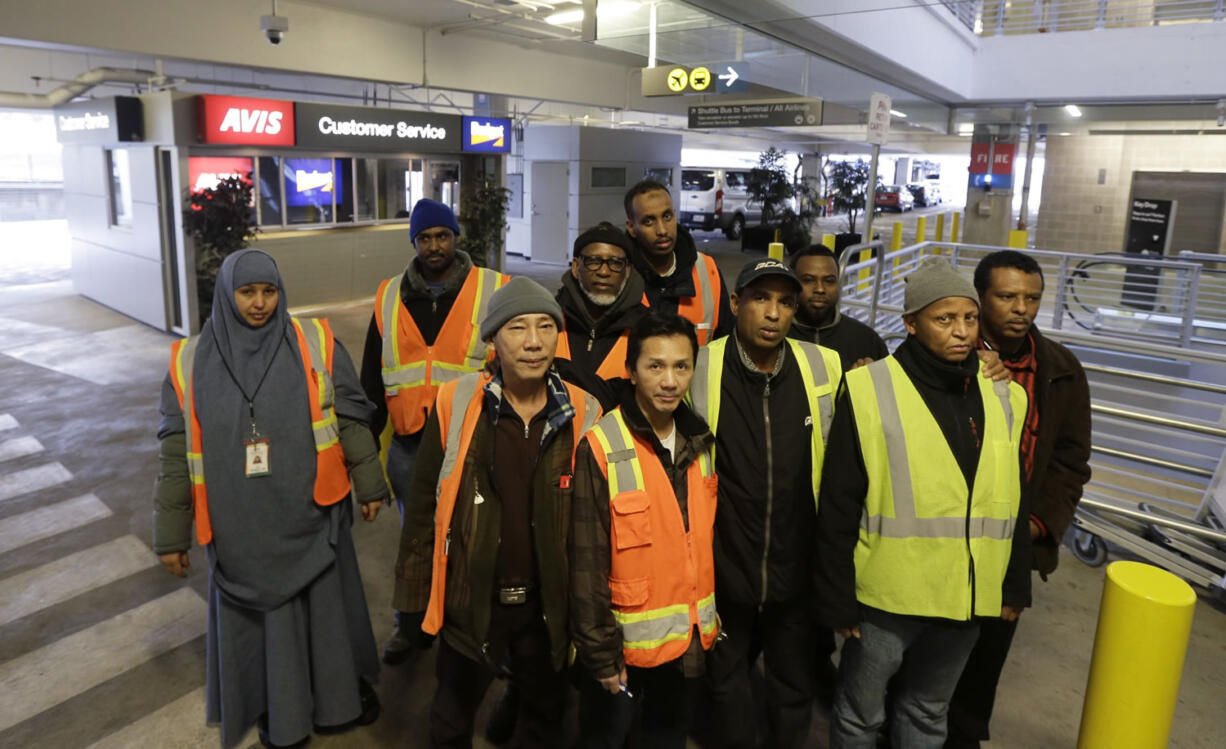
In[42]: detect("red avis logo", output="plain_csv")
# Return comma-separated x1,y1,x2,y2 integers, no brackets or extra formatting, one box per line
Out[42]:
219,108,284,135
198,95,295,145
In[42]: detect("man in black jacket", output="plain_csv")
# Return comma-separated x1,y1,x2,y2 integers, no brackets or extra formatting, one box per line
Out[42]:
555,222,649,409
692,259,844,748
945,251,1092,749
816,258,1031,748
624,180,733,345
787,245,889,369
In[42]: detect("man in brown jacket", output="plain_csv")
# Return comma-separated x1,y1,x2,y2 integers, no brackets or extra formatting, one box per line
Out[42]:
946,250,1093,748
392,277,600,748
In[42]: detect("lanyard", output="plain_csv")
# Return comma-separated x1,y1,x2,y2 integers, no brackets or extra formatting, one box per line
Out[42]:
214,330,286,437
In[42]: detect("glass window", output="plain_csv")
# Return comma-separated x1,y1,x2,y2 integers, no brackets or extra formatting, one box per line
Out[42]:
285,157,336,224
682,169,715,191
106,149,133,227
188,156,253,194
377,158,414,219
725,171,750,189
257,156,283,226
356,158,378,221
643,167,672,185
335,158,354,223
591,166,626,189
506,173,524,219
430,161,461,213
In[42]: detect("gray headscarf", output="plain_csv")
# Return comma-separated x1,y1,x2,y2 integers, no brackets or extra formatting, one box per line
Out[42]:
192,250,340,610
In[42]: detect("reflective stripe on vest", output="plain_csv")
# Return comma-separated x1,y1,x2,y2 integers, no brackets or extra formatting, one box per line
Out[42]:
421,371,601,636
167,317,351,546
376,267,506,434
690,336,842,505
587,409,718,666
847,357,1026,619
678,253,721,346
556,330,632,380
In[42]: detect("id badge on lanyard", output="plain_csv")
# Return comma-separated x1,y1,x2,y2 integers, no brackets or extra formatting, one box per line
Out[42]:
244,420,271,478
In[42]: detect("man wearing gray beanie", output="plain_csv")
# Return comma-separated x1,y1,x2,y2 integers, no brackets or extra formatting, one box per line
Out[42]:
815,257,1032,748
393,274,600,748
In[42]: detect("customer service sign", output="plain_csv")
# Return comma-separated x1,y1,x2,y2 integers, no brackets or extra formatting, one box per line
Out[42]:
295,103,462,153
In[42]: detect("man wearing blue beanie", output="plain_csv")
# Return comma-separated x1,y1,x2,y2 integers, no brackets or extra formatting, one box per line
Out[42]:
360,197,509,666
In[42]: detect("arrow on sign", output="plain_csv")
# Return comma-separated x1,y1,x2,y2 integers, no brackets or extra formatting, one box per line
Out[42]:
718,66,740,88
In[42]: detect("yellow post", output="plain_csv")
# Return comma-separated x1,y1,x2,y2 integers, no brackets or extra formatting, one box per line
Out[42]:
951,212,961,243
934,213,946,242
915,216,927,251
1008,229,1028,248
857,246,872,291
1077,561,1196,749
768,242,785,261
821,233,836,250
890,221,904,276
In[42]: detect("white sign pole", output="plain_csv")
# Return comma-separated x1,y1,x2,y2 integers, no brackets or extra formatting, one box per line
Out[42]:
863,93,892,244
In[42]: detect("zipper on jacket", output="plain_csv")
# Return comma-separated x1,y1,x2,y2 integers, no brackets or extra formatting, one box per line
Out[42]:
587,329,596,352
445,527,452,555
965,497,976,620
760,377,773,607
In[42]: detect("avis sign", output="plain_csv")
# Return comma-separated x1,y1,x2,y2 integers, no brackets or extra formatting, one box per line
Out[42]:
197,95,295,146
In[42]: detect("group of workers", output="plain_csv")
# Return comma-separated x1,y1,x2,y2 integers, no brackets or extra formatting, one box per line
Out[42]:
152,178,1091,749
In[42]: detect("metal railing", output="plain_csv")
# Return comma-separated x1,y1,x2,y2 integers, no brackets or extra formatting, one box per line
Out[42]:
977,0,1225,36
838,242,1226,351
938,0,981,31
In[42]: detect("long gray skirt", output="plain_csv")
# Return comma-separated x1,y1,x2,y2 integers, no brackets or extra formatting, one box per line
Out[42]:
204,518,379,748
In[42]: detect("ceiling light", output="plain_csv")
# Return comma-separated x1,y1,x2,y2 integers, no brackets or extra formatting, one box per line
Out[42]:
1065,104,1082,117
546,9,585,25
889,109,907,119
957,123,974,136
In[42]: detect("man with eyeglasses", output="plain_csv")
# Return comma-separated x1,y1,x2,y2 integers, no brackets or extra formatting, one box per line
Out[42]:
360,197,509,666
554,222,649,408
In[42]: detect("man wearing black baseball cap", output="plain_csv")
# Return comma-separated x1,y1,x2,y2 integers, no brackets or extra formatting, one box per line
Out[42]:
690,258,844,748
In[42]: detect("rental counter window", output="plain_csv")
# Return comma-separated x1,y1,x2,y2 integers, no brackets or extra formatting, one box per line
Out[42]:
189,96,500,227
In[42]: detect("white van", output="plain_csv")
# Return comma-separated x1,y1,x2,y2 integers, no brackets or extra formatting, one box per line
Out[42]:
679,168,761,239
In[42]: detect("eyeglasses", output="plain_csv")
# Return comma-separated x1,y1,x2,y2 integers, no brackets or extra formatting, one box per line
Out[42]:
578,255,628,272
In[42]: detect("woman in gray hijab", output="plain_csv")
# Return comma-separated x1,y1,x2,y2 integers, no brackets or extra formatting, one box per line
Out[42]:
152,249,389,748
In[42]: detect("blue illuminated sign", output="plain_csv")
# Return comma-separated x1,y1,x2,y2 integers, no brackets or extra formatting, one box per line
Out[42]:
462,116,512,153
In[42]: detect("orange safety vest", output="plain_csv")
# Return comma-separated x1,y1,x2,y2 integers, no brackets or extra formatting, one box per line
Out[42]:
586,409,719,667
167,318,351,546
374,266,508,435
556,329,631,380
421,370,601,635
654,252,721,346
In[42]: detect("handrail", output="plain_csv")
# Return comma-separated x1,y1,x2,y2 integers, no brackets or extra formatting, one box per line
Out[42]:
980,0,1226,37
1091,404,1226,439
1081,363,1226,395
1092,446,1215,478
1080,497,1226,545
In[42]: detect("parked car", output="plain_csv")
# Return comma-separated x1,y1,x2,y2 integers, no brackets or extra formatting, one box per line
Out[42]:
680,167,762,239
875,185,914,212
907,182,941,207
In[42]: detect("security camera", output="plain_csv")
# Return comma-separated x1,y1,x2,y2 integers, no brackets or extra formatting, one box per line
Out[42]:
260,14,289,45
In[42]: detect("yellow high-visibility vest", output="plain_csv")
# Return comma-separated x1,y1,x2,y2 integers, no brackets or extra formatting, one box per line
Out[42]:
690,336,843,506
846,357,1027,620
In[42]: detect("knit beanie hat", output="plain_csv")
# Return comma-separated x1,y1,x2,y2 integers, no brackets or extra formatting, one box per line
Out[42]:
573,222,632,259
903,257,979,315
480,276,565,341
409,198,461,242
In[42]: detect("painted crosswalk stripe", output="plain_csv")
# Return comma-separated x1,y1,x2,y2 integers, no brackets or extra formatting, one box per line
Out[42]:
0,436,44,463
0,414,16,431
85,687,229,749
0,587,207,733
0,462,72,503
0,494,113,556
0,535,157,627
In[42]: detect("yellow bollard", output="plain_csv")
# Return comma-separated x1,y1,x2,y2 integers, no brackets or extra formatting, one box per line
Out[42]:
1077,561,1196,749
857,247,872,291
821,233,836,251
950,212,961,243
914,216,927,252
768,242,785,261
1008,229,1028,248
891,222,904,276
935,213,946,242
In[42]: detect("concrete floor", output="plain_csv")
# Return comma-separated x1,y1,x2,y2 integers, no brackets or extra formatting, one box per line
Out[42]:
1,219,1225,748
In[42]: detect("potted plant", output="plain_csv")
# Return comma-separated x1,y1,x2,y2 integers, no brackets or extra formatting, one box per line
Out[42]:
826,159,878,256
183,175,259,326
743,147,819,253
457,179,511,270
